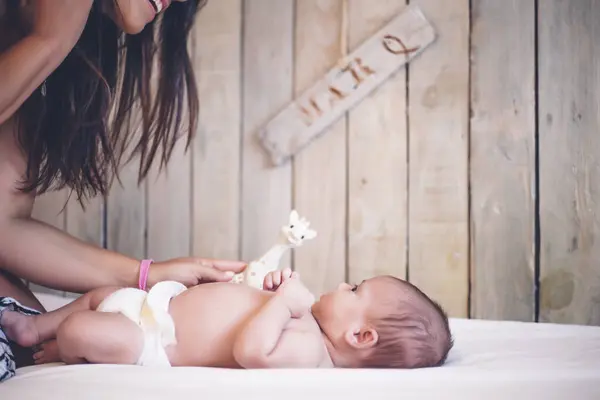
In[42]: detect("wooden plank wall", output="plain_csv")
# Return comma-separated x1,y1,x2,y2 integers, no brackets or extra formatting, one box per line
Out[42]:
470,1,536,321
25,0,600,326
538,0,600,326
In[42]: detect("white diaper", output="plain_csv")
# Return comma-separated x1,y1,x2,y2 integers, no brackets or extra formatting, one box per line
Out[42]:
96,281,187,367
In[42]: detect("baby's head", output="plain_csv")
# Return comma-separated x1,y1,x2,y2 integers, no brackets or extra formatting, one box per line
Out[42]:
310,275,453,369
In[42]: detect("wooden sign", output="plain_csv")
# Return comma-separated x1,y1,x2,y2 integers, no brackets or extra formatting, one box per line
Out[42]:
257,4,436,166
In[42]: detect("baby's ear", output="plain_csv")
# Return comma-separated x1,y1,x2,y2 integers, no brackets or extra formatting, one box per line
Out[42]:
344,325,378,350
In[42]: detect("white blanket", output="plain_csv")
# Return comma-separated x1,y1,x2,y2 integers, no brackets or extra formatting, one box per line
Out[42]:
1,297,599,399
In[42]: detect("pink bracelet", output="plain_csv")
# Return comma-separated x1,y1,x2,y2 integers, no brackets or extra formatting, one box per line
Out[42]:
138,259,153,291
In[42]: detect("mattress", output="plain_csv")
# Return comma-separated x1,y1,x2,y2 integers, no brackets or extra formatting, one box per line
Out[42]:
1,294,599,399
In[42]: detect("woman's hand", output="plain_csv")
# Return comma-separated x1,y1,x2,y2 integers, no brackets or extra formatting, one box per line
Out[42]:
147,257,247,288
0,0,94,124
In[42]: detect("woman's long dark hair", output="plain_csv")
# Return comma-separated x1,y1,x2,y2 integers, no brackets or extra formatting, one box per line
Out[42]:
9,0,204,203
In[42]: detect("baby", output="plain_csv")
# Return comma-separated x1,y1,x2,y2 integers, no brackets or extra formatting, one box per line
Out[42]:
0,269,453,369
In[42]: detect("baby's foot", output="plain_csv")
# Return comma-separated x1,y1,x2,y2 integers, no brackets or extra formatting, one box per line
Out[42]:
33,340,61,364
0,310,40,348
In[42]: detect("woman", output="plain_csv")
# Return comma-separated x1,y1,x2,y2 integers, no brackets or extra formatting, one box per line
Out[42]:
0,0,246,379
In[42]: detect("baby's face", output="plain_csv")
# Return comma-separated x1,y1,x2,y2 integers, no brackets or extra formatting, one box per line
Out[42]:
311,277,387,339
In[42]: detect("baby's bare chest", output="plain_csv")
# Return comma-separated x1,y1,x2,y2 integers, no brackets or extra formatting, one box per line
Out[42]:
173,285,269,329
166,284,272,365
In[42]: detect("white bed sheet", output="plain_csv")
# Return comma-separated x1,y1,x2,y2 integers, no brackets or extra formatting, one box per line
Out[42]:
1,295,599,399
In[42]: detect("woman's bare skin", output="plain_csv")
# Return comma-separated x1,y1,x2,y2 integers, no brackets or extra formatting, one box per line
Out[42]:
0,271,44,313
0,15,43,322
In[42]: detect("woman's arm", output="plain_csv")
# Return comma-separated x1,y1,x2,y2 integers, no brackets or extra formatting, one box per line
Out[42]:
0,127,139,292
0,129,246,293
1,218,140,293
0,203,245,293
0,35,69,125
0,0,93,125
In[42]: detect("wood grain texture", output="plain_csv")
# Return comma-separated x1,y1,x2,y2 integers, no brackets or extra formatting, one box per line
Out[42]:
106,162,146,260
292,0,346,296
408,0,469,317
147,141,191,261
191,0,241,261
31,191,67,232
539,0,600,325
66,196,104,248
64,194,104,297
241,0,293,265
105,95,146,261
469,0,535,321
347,0,408,285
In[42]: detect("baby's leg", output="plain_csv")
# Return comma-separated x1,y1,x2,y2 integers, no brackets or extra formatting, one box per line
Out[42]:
55,310,143,365
0,286,120,348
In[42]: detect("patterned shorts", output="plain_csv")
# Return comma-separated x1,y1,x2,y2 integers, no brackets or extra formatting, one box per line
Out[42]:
0,297,41,383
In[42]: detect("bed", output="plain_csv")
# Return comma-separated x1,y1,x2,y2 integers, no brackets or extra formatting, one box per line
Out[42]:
1,293,599,399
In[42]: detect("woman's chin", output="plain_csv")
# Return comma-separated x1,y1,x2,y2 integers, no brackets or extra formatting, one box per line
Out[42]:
103,1,156,35
110,15,152,35
121,22,148,35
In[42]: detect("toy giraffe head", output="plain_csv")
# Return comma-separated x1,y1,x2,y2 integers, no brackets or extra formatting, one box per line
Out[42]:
281,210,317,246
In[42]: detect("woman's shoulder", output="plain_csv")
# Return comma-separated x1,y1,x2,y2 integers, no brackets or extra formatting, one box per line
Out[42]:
0,117,25,169
0,116,34,220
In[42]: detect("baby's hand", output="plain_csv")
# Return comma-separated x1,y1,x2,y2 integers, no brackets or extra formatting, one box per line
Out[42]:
263,267,294,291
276,274,315,318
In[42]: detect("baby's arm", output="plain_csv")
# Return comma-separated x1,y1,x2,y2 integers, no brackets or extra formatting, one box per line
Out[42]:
233,274,322,368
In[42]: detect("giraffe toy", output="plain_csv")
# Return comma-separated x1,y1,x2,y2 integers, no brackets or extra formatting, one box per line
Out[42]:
230,210,317,289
